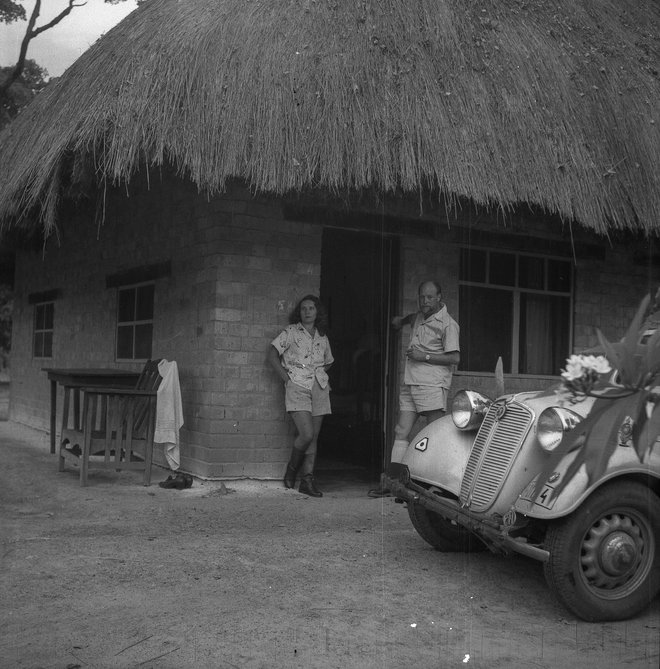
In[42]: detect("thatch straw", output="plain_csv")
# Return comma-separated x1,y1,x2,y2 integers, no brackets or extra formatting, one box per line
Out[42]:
0,0,658,236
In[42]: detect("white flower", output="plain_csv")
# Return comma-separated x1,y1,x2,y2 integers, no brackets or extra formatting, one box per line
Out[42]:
561,355,587,381
586,355,612,374
559,354,613,402
561,354,611,381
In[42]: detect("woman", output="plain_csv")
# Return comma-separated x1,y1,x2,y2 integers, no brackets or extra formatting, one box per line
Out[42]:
268,295,333,497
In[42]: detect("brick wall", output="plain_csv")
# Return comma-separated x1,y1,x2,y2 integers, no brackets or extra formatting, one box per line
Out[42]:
10,174,322,479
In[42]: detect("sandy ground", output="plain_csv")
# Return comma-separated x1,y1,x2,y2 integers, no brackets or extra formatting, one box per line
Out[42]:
1,421,659,669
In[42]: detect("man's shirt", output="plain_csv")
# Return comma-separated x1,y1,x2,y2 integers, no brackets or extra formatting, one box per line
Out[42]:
404,304,460,388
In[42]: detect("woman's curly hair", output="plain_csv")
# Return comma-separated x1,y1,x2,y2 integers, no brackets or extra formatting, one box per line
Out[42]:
289,294,329,336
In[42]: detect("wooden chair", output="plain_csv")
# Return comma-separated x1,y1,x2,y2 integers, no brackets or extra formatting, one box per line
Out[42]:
58,360,162,486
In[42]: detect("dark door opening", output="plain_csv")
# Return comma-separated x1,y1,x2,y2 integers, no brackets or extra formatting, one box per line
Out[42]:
318,228,399,477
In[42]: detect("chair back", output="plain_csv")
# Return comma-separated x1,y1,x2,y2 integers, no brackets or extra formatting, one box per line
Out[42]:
132,359,163,436
136,359,162,392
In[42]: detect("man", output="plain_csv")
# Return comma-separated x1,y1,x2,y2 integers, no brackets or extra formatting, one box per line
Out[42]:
368,280,460,497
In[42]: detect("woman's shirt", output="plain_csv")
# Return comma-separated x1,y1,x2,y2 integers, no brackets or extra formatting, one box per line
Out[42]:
271,323,334,389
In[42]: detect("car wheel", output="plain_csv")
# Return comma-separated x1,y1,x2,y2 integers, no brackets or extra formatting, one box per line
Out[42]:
407,500,487,552
543,480,660,622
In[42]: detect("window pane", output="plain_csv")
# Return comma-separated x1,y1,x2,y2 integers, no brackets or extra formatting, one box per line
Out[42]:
460,248,487,283
519,293,570,375
136,284,155,320
44,302,54,329
43,332,53,358
134,324,153,359
33,332,43,357
489,252,515,286
35,304,45,330
519,256,544,290
547,259,572,292
118,289,136,323
117,325,134,359
459,285,513,373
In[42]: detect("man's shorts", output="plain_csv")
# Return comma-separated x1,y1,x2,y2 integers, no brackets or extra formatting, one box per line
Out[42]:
285,379,332,416
399,384,448,414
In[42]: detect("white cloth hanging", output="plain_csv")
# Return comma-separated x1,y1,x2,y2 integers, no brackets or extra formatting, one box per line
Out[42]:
154,359,184,470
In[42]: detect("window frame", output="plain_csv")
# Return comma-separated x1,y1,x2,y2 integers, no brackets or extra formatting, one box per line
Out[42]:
458,247,574,376
33,300,55,359
115,281,155,362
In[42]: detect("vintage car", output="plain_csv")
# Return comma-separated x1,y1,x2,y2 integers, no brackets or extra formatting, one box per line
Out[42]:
384,372,660,622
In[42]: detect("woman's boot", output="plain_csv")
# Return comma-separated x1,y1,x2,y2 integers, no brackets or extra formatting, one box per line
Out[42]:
298,450,322,497
299,474,323,497
284,448,305,489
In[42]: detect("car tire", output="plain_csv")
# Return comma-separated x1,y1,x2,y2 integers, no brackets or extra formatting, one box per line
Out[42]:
407,500,487,552
543,480,660,622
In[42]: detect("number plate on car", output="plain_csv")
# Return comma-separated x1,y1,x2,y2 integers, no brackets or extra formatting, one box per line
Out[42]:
520,479,556,509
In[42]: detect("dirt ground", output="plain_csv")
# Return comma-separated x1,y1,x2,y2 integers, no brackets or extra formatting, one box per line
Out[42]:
1,421,659,669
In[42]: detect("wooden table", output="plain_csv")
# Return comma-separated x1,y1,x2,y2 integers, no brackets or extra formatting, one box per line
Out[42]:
42,368,141,454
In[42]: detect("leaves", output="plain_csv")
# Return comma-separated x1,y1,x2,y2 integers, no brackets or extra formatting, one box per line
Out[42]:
494,356,504,397
0,1,25,25
633,397,660,461
532,390,641,502
533,294,659,505
596,293,650,388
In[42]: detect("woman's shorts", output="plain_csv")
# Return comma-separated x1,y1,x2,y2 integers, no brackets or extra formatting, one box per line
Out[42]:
399,384,448,414
285,379,332,416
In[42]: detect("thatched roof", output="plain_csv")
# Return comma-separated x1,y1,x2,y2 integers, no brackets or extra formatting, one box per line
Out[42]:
0,0,658,236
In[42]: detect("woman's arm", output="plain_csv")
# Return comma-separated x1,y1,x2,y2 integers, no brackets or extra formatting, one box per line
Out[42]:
267,345,290,383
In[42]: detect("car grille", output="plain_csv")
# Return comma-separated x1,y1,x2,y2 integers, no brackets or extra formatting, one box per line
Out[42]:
459,398,534,512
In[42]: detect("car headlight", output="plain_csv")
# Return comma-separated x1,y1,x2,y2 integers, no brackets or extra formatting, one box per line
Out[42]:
451,390,492,430
536,407,582,451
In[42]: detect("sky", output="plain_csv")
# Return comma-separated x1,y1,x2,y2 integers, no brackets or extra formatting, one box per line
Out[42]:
0,0,138,78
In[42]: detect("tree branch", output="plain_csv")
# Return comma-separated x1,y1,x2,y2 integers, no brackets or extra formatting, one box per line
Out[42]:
0,0,86,97
31,0,87,38
0,0,41,96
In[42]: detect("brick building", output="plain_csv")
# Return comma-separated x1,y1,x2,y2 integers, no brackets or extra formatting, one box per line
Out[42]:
1,1,659,479
8,170,659,479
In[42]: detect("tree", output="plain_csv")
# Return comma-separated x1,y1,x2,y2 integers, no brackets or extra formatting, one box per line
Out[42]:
0,57,47,129
0,0,143,126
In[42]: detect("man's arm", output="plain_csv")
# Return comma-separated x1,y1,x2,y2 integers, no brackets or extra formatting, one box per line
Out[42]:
391,313,416,330
407,349,460,365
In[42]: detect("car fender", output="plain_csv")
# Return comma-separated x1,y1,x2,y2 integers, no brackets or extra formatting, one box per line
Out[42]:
515,445,660,519
400,415,473,496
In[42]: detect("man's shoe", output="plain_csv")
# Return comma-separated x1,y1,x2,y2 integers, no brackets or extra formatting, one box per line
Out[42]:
299,477,323,497
158,475,178,489
367,486,391,498
159,472,192,489
64,444,82,457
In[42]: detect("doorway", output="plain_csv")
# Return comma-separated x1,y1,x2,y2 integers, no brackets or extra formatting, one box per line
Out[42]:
318,228,399,477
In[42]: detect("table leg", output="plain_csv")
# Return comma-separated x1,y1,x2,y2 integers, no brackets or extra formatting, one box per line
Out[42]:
73,387,80,430
49,379,56,454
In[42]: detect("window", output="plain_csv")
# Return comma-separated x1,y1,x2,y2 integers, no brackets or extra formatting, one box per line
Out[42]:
33,301,54,358
116,283,154,360
459,248,572,375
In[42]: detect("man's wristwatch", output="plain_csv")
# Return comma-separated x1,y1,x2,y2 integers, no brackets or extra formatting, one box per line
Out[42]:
425,354,430,361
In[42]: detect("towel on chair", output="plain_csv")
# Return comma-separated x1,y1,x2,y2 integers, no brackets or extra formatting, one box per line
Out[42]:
155,359,184,470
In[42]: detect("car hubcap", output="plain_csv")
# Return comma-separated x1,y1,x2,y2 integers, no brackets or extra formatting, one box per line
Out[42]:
580,513,649,593
600,532,637,576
